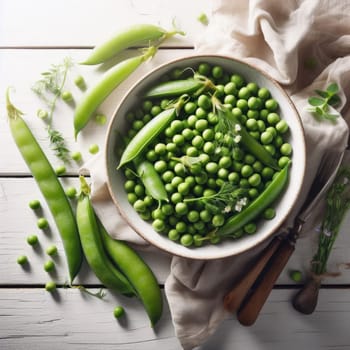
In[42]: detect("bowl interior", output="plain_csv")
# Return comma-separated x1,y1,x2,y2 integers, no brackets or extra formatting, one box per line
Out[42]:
105,54,306,260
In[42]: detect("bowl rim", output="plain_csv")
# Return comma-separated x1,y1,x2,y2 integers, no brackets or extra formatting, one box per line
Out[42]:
104,53,306,259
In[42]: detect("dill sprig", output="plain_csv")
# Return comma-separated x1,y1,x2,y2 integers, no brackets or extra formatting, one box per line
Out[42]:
32,57,74,164
185,182,248,214
311,166,350,275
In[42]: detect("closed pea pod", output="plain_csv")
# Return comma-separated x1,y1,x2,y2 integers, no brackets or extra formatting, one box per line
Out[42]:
6,90,82,283
145,79,205,99
76,176,136,296
74,46,157,139
118,95,188,168
134,159,168,202
217,161,291,237
99,223,163,326
145,75,216,99
81,24,183,65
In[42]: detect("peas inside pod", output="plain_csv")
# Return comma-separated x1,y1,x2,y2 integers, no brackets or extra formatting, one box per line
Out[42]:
118,62,292,247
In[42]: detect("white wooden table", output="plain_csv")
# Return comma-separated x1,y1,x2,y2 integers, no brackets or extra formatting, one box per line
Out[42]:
1,1,350,349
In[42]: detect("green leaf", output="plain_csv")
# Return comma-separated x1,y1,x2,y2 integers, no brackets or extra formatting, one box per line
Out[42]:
324,113,339,122
308,97,324,106
326,83,339,94
315,89,329,98
328,94,341,106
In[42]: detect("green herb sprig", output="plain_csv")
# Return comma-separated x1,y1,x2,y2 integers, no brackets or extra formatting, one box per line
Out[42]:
311,166,350,275
185,182,248,215
32,57,74,164
307,83,341,122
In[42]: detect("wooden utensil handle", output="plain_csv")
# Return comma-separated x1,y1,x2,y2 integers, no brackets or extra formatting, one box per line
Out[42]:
223,236,282,313
237,238,295,326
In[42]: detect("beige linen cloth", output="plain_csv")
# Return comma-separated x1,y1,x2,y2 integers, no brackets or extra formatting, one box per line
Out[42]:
84,1,350,348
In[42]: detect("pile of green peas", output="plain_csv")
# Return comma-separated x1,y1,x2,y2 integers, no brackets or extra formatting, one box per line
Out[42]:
120,62,292,247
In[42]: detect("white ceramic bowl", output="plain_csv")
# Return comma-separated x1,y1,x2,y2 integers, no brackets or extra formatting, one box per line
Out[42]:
105,54,306,260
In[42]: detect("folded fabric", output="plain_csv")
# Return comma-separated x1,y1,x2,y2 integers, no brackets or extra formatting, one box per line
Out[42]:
84,0,350,349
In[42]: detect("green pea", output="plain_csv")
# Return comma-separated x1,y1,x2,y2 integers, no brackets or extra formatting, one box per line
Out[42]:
176,221,187,233
241,164,253,178
212,214,225,227
238,87,251,100
55,165,66,175
289,270,303,282
263,207,276,219
127,193,138,204
248,173,262,187
29,199,41,210
198,63,211,75
113,306,125,318
74,75,86,89
152,219,165,232
61,91,73,102
187,210,200,223
244,222,257,234
278,156,290,168
212,66,223,79
154,160,167,173
267,112,280,125
260,131,274,145
89,143,99,154
37,217,49,229
17,255,28,265
280,143,292,156
246,82,259,95
265,98,278,111
197,94,211,110
175,202,188,215
178,182,190,195
276,120,289,134
171,192,183,204
247,96,261,110
133,199,146,212
151,105,162,116
65,186,77,199
46,245,58,256
258,87,270,100
71,151,82,162
37,109,48,119
168,229,180,241
180,234,193,247
44,260,55,272
27,234,39,246
95,114,107,125
45,281,56,292
236,99,248,111
231,74,245,88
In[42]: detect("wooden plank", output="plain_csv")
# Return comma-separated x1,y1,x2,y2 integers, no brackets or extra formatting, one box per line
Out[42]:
0,48,194,175
0,0,212,47
1,177,350,286
0,177,171,286
0,288,349,349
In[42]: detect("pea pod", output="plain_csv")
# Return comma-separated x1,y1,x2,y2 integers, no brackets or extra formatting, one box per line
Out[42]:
99,223,163,326
134,158,168,202
118,95,187,168
81,24,183,65
144,74,216,99
145,79,204,99
217,161,291,237
76,176,136,296
74,46,157,139
6,90,83,283
217,106,279,170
